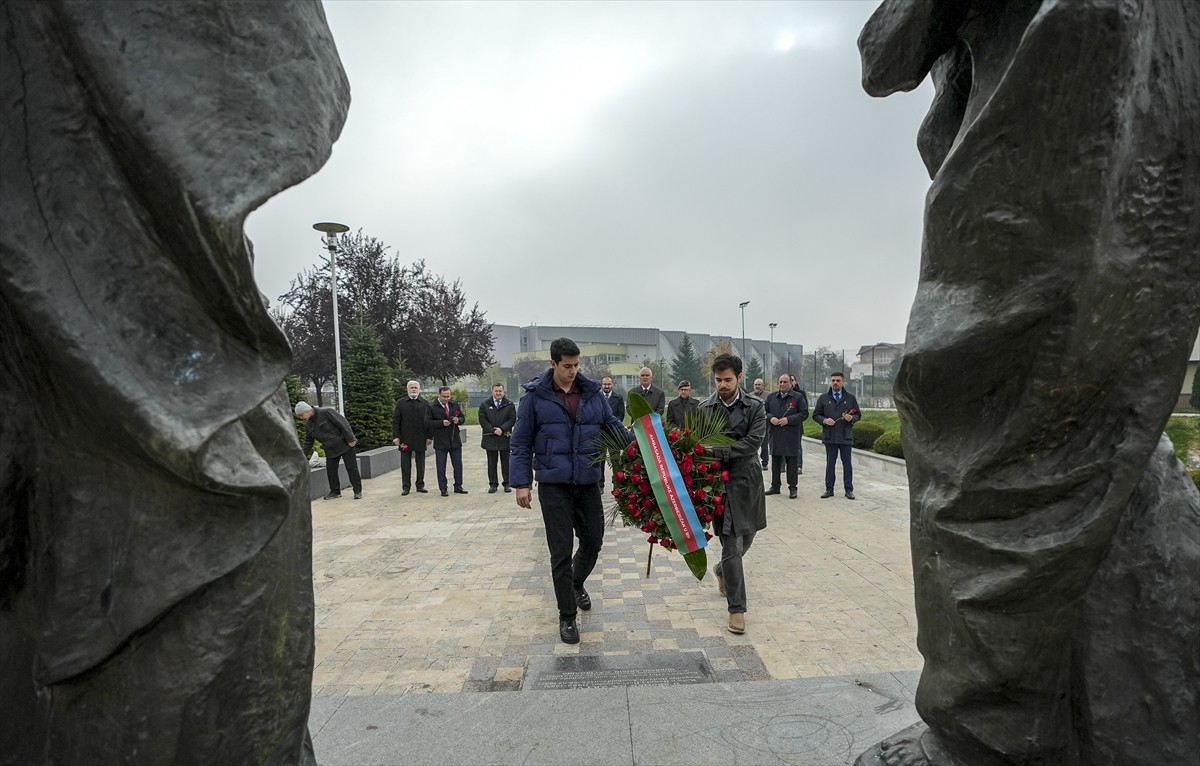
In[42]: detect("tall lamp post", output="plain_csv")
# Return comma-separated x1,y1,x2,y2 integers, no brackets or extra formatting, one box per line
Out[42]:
768,322,777,385
739,301,750,360
313,221,350,413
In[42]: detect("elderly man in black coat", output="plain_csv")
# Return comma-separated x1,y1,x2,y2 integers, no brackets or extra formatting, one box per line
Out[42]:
392,380,432,495
764,374,807,499
478,383,516,493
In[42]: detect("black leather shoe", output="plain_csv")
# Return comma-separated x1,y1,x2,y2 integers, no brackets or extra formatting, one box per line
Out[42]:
788,490,797,499
798,469,803,475
454,488,469,494
402,489,410,496
764,488,780,496
416,488,428,493
440,490,449,497
559,617,580,644
820,490,834,498
845,492,856,500
324,492,341,500
503,486,512,493
487,487,498,494
575,587,591,610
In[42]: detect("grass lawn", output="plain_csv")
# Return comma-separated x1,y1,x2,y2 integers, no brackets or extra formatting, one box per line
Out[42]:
1165,415,1200,465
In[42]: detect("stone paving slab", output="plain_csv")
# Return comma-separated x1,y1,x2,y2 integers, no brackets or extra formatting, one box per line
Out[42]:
310,444,921,698
310,671,922,765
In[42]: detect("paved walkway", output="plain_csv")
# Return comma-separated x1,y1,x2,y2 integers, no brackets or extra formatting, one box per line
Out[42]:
309,443,923,765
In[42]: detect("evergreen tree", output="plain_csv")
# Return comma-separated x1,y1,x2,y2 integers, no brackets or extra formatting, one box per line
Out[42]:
342,322,395,450
670,333,704,393
285,374,308,447
744,355,765,386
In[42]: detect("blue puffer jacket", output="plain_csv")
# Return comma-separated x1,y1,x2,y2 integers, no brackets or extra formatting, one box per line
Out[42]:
510,370,624,487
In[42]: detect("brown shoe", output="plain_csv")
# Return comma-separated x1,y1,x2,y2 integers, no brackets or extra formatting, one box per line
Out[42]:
727,613,745,634
714,567,726,597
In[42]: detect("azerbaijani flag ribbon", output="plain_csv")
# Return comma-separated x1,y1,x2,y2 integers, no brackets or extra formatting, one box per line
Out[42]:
631,413,708,554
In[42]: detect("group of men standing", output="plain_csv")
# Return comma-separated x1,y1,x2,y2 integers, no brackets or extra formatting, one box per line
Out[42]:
750,372,860,499
299,344,862,644
389,380,517,496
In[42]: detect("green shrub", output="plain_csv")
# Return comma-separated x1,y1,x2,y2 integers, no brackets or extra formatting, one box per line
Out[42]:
873,431,904,459
853,421,885,450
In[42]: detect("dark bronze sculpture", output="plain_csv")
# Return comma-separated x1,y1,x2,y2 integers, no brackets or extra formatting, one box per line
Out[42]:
856,1,1199,764
0,1,348,763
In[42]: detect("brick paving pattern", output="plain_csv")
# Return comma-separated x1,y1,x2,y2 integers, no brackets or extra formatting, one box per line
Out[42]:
311,445,921,698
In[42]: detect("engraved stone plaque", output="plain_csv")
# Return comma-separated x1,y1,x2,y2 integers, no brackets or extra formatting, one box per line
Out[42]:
524,652,714,690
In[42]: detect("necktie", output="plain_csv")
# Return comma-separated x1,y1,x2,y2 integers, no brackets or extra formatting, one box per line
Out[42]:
444,403,450,416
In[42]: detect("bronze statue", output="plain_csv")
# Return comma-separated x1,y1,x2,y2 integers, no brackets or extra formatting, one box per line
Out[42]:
0,1,349,762
856,1,1199,764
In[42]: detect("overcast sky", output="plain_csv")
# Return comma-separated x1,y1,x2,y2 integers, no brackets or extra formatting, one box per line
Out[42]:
247,0,935,355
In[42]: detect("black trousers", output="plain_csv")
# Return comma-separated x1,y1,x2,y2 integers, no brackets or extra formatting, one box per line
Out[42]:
760,438,769,467
771,454,798,491
486,449,511,488
538,482,605,619
326,448,361,494
400,447,425,490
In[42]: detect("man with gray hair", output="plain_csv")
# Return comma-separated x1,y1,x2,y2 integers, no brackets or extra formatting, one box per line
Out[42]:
297,401,361,500
634,366,666,416
392,380,431,495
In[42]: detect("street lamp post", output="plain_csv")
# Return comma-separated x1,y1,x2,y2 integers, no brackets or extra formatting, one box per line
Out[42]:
738,301,750,361
768,322,777,386
313,221,350,413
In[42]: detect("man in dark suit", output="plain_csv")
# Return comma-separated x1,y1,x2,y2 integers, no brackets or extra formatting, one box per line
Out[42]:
634,367,667,415
478,383,516,493
764,374,808,499
812,372,860,500
666,380,700,429
427,386,467,496
391,379,431,495
751,378,769,469
598,375,625,492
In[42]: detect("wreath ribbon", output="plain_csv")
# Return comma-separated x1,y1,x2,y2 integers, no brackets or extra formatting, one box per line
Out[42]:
632,413,708,554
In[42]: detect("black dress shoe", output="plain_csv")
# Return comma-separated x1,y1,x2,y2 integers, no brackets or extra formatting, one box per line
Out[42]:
559,617,580,644
440,490,449,497
845,491,856,500
575,587,591,610
503,486,512,493
487,487,498,494
454,488,469,494
402,489,410,496
820,490,834,498
416,488,428,493
764,488,780,496
788,490,797,499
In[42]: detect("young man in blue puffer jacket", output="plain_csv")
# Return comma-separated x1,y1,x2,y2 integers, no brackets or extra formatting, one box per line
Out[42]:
511,337,629,644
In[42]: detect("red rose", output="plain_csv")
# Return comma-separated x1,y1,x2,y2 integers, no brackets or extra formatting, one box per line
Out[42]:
714,494,724,506
626,444,638,457
667,431,680,443
704,532,713,541
614,471,626,482
694,489,707,502
648,535,658,544
693,444,705,455
454,410,461,417
683,475,693,487
627,492,638,502
400,443,410,452
639,482,651,494
640,498,653,509
720,470,730,482
715,507,724,516
631,509,641,519
612,489,620,498
659,538,670,548
626,502,636,512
